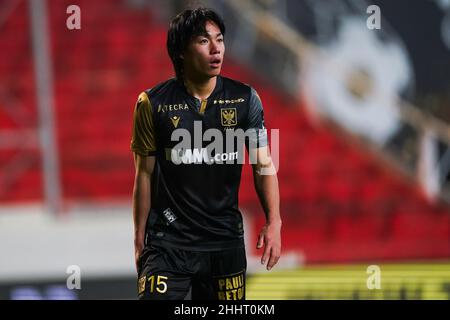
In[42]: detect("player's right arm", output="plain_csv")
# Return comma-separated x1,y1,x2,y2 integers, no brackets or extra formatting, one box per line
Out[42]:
132,154,154,272
130,91,157,272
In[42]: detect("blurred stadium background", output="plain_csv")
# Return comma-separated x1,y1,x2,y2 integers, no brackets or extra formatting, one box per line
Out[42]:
0,0,449,300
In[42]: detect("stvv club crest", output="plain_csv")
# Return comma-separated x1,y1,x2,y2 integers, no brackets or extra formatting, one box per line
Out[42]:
221,108,237,126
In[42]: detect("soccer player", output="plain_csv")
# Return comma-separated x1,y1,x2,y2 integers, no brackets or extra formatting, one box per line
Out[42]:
131,8,281,300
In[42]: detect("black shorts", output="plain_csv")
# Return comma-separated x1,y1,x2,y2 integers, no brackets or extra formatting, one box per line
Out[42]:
137,244,247,300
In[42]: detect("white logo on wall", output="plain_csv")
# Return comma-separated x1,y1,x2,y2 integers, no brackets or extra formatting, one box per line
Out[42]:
303,17,412,144
434,0,450,50
66,5,81,30
366,265,382,290
66,265,81,290
367,5,381,29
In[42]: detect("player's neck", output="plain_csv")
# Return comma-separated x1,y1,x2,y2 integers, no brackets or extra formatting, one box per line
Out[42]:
183,75,217,101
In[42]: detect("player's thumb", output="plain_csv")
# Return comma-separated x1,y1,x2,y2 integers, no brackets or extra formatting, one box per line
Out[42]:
256,233,264,249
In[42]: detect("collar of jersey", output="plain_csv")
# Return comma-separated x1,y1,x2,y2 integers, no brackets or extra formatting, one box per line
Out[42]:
176,75,223,104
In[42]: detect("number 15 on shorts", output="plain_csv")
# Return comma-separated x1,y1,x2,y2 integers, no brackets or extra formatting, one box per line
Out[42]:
138,275,168,295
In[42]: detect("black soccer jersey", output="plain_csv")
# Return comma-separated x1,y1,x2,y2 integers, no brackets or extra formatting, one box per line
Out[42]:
131,76,267,251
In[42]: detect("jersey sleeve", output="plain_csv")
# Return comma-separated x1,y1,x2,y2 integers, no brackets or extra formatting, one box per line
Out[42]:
245,87,268,149
130,91,157,156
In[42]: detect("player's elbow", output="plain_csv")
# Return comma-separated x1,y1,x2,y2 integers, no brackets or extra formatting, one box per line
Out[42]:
253,160,277,176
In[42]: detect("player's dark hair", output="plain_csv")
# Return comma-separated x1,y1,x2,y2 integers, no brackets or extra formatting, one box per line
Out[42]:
167,8,226,80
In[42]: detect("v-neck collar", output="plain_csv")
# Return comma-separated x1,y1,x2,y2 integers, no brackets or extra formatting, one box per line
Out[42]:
177,75,223,104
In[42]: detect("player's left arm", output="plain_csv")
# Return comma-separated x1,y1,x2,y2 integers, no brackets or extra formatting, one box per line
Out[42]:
251,147,281,271
246,88,282,271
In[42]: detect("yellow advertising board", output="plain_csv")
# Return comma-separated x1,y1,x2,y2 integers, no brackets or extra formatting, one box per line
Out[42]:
247,262,450,300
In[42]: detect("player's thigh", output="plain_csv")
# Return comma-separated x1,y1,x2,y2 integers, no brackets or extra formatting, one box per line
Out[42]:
192,247,247,300
137,245,192,300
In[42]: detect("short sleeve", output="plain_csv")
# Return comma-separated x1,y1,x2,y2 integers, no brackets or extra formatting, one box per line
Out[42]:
245,87,268,149
130,92,157,156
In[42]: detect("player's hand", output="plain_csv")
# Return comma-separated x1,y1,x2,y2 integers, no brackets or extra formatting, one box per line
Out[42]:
256,220,282,271
134,235,145,273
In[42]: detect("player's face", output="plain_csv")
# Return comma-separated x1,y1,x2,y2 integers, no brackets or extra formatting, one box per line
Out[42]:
183,20,225,80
